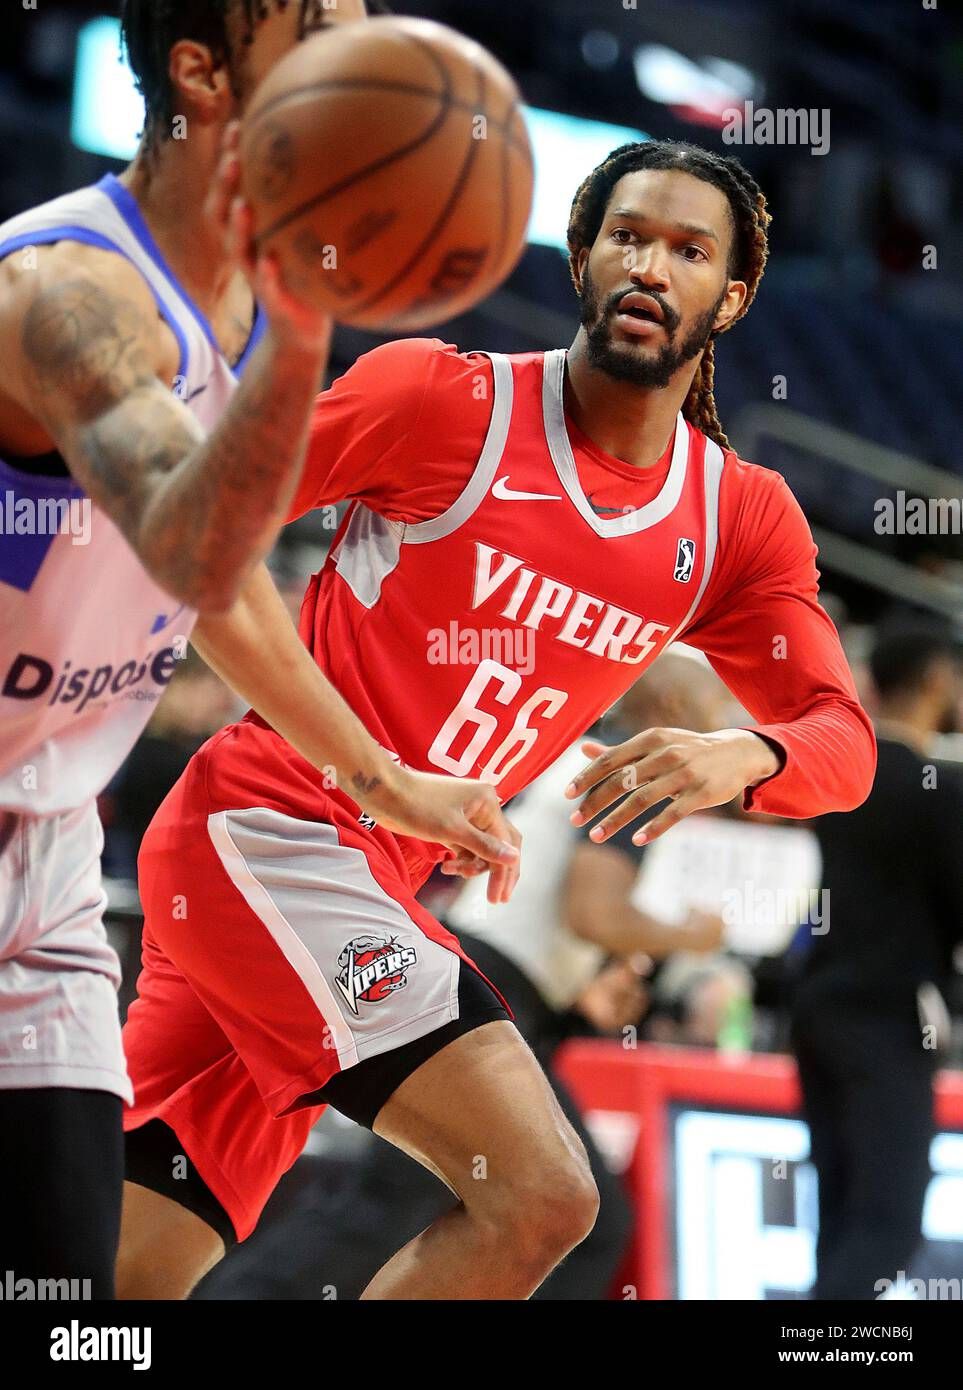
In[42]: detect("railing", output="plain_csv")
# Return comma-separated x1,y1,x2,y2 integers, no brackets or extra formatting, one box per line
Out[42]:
733,403,963,622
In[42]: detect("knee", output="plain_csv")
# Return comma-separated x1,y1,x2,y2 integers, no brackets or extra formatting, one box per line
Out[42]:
532,1160,601,1258
492,1148,600,1270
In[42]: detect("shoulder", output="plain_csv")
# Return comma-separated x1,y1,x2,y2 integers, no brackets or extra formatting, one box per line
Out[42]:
717,447,796,508
715,446,813,550
321,336,494,444
1,241,163,371
333,336,490,388
0,240,172,410
2,238,158,317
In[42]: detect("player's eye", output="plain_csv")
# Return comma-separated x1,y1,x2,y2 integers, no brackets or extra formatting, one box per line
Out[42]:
611,228,636,244
681,244,709,262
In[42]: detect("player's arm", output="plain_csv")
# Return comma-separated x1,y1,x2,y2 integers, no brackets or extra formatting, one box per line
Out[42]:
284,337,490,525
563,840,723,956
191,563,521,903
566,473,876,843
2,131,331,614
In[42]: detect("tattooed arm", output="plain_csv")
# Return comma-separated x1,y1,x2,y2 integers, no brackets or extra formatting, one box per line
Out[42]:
0,231,331,614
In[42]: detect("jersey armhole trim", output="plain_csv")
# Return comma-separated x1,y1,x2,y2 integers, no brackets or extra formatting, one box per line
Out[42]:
231,303,266,378
401,351,514,546
0,226,189,388
666,436,725,645
97,174,222,358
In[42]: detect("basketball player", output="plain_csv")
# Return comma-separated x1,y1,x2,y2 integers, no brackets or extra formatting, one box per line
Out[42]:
116,140,877,1300
0,0,518,1299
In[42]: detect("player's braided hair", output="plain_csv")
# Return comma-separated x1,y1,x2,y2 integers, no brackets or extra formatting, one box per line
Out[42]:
121,0,392,146
567,141,771,449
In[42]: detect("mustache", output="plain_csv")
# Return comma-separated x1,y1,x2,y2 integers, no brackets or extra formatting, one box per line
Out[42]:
605,288,680,334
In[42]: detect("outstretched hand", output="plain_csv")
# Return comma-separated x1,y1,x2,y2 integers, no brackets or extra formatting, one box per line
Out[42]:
564,727,781,845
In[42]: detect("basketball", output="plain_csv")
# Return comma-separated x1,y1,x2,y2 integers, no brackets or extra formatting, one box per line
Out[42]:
239,16,534,331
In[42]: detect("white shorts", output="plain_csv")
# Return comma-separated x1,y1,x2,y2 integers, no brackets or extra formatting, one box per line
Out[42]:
0,800,132,1102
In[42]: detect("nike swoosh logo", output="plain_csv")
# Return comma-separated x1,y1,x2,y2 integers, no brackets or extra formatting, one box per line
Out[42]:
492,476,563,502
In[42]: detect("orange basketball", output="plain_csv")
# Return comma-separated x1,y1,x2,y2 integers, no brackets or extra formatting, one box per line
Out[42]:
240,15,534,331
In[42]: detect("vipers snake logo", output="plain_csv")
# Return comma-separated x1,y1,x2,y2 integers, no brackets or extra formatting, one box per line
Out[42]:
335,934,418,1016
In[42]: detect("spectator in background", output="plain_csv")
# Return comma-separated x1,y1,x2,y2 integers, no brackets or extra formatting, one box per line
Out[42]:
790,620,963,1300
646,954,755,1050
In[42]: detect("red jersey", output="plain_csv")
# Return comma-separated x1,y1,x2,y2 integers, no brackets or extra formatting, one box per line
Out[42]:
245,337,874,877
122,338,876,1243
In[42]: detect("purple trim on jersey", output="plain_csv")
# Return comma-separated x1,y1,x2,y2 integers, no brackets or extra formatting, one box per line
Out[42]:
97,173,222,356
0,457,84,593
97,173,261,378
232,304,266,377
0,225,189,386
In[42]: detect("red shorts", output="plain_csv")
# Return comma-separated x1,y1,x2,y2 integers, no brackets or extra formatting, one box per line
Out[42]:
122,721,509,1242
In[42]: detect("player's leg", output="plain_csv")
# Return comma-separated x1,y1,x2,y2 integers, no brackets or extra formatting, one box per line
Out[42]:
117,1177,224,1301
116,794,596,1300
117,946,598,1301
117,1055,319,1300
116,926,307,1300
118,1020,597,1302
359,1019,598,1299
0,806,131,1297
533,1058,634,1300
0,1088,123,1299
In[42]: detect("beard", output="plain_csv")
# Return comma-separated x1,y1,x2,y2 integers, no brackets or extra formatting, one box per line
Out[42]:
579,263,728,388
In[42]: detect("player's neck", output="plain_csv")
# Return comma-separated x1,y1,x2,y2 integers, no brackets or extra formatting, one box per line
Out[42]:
119,139,239,322
564,336,696,470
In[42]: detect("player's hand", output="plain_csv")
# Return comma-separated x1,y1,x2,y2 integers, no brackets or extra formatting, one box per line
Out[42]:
207,121,333,357
370,768,522,905
564,727,781,846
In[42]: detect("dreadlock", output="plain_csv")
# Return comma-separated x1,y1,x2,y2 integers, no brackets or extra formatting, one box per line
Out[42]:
567,140,771,449
121,0,393,147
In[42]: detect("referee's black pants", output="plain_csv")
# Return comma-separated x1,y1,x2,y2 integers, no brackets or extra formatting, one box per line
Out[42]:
791,991,935,1301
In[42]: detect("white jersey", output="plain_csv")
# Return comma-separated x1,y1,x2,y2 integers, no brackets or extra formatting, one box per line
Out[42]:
447,742,606,1010
0,174,261,815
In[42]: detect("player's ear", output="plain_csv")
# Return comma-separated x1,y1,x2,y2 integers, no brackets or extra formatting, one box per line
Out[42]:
572,248,590,296
713,278,747,334
169,40,233,129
